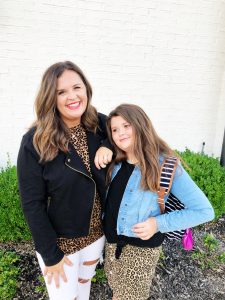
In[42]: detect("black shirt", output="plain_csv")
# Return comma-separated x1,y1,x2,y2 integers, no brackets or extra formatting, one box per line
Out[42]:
104,160,135,242
103,161,164,250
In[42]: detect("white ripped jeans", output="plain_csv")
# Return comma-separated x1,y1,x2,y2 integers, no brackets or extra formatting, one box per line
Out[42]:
36,236,105,300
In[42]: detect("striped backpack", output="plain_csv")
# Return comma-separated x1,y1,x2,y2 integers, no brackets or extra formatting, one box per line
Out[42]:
157,156,194,250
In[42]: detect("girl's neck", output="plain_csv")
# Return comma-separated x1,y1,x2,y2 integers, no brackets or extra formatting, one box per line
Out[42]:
126,153,138,165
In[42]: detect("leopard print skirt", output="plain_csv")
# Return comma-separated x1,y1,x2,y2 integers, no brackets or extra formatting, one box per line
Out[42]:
104,243,161,300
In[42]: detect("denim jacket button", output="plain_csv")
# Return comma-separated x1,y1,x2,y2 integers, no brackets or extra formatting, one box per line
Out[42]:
68,158,71,162
130,189,133,192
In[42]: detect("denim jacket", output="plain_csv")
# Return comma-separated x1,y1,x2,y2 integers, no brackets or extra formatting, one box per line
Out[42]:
111,160,214,237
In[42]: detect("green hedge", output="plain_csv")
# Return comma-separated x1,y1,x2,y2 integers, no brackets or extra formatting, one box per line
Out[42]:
0,150,224,242
0,251,21,299
0,161,31,242
179,149,225,220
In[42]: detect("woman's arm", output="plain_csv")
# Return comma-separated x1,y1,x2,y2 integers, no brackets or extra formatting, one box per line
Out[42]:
94,113,113,169
17,133,64,266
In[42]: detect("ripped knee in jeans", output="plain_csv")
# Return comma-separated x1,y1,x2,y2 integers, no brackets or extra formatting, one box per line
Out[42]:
78,258,100,284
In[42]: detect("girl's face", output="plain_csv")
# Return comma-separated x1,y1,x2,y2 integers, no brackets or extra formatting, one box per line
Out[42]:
111,116,135,155
56,70,88,128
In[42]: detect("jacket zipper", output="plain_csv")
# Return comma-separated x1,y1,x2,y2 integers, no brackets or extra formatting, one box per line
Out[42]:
65,161,96,234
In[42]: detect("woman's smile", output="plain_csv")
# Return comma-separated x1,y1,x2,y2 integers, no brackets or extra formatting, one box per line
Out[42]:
66,101,81,110
57,70,88,128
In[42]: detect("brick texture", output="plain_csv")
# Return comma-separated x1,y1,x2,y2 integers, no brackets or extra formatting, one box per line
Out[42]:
0,0,225,166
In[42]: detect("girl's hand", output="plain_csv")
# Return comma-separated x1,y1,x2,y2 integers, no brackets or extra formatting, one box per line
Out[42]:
43,256,73,288
94,147,113,169
132,217,158,240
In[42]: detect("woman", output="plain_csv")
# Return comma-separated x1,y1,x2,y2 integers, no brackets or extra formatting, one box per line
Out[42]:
17,61,113,300
103,104,214,300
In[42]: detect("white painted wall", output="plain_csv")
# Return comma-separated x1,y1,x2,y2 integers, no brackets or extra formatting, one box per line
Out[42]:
0,0,225,166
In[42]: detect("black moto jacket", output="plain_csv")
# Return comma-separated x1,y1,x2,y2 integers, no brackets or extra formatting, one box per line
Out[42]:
17,113,109,266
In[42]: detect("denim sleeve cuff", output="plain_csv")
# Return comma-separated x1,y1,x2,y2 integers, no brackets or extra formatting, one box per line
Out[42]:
155,215,167,233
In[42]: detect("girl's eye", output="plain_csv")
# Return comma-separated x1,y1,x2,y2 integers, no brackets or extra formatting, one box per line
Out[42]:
124,124,130,128
58,91,65,95
112,129,117,133
74,86,80,90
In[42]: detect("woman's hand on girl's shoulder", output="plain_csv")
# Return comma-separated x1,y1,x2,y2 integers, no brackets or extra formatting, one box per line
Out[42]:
43,256,73,288
132,217,158,240
94,147,113,169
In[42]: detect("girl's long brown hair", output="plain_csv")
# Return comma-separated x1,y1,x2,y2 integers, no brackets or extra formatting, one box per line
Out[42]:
106,104,177,192
32,61,98,162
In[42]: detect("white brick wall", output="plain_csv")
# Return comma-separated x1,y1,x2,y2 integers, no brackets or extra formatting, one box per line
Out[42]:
0,0,225,166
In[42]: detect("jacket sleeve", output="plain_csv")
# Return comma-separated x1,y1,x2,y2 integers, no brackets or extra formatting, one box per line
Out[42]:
97,112,114,151
17,133,64,266
155,163,215,233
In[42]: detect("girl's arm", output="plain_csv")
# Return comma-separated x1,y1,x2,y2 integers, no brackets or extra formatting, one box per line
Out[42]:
155,164,215,233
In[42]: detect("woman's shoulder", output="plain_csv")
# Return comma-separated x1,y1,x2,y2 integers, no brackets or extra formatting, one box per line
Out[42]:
96,112,108,136
19,127,38,155
23,126,36,137
97,112,107,119
97,112,107,125
21,127,36,144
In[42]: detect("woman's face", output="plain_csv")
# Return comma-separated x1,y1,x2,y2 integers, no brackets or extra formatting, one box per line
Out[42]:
110,115,135,155
56,70,88,128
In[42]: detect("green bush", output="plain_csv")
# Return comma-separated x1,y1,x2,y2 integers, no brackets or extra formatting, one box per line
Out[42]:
0,251,21,299
0,161,31,242
192,233,225,270
92,265,107,283
0,149,224,242
35,275,48,297
179,149,225,220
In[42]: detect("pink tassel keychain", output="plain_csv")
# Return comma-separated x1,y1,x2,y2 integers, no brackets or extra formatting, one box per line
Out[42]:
182,228,194,250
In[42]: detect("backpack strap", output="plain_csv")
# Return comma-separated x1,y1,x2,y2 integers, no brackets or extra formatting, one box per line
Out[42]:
157,156,178,214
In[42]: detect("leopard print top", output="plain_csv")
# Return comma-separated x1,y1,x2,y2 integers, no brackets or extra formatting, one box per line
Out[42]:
57,124,104,255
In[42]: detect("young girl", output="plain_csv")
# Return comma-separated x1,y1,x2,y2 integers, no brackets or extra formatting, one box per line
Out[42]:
103,104,214,300
17,61,113,300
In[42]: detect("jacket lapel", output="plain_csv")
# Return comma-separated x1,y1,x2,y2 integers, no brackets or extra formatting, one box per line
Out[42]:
65,130,106,189
66,143,90,177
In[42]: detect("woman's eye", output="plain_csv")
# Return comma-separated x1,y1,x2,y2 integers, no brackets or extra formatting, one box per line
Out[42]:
124,124,130,128
58,91,65,95
112,129,117,133
74,86,80,90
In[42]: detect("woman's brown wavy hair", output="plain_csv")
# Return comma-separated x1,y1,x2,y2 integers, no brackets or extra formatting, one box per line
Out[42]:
32,61,98,162
106,104,177,192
